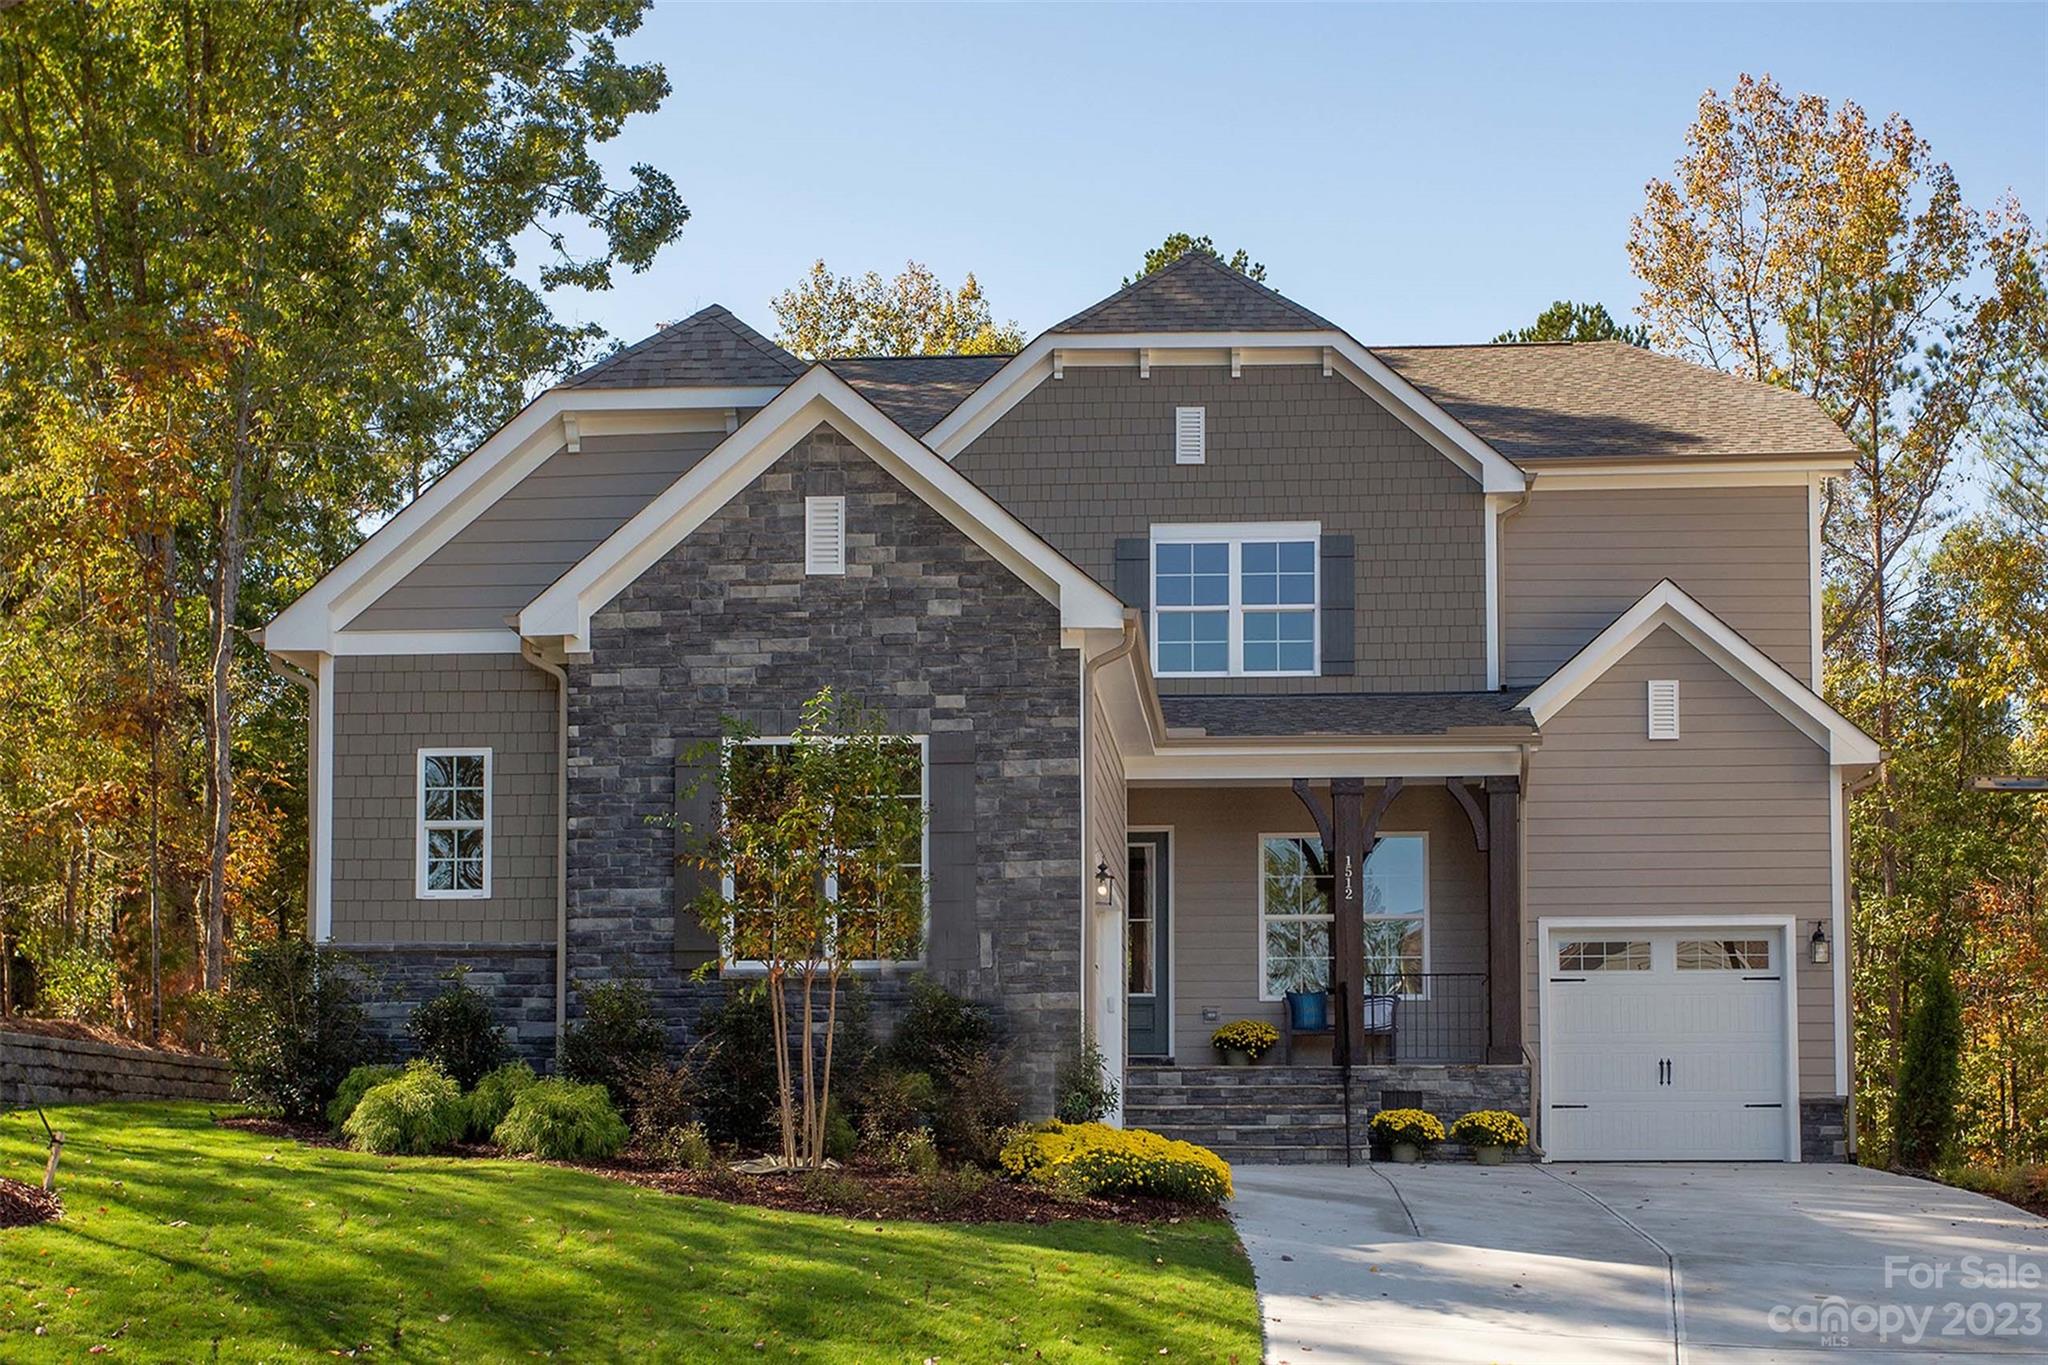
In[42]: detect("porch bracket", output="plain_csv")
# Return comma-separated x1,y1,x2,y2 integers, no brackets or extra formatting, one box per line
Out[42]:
1448,779,1489,851
1290,778,1334,854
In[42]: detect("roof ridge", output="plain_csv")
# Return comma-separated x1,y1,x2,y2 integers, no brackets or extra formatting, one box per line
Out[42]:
706,307,805,376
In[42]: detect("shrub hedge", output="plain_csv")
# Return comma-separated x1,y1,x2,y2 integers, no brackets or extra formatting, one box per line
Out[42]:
494,1078,630,1161
343,1062,468,1155
999,1121,1233,1205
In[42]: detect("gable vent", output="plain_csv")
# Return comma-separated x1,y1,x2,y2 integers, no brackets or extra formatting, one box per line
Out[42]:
805,496,846,576
1175,406,1206,464
1647,679,1680,740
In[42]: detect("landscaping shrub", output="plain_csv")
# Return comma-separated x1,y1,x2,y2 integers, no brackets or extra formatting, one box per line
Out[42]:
1448,1110,1528,1150
651,1120,715,1171
561,980,669,1110
696,986,778,1147
623,1056,700,1150
465,1060,538,1140
879,977,1018,1165
208,939,377,1120
886,975,995,1077
854,1067,936,1146
494,1078,629,1160
406,970,508,1088
1895,956,1963,1170
824,1101,858,1162
929,1047,1019,1167
921,1163,990,1214
999,1121,1233,1205
326,1063,403,1132
343,1062,467,1155
884,1129,940,1177
1054,1033,1120,1123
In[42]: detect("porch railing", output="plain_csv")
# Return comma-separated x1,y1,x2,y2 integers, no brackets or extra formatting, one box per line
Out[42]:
1357,972,1490,1065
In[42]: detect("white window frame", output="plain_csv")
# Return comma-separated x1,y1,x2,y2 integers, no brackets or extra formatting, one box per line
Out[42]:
415,747,492,900
1256,830,1430,1002
718,734,930,973
1150,521,1320,679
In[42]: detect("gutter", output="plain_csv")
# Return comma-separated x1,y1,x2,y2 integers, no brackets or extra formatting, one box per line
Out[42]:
519,638,571,1069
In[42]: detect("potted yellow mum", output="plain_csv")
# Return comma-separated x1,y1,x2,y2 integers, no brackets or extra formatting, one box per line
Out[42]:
1369,1108,1445,1163
1210,1019,1278,1066
1449,1109,1528,1165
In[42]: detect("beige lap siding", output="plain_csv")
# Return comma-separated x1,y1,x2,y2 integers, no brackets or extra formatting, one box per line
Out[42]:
1503,485,1814,686
1521,626,1838,1097
329,654,557,943
1126,785,1489,1059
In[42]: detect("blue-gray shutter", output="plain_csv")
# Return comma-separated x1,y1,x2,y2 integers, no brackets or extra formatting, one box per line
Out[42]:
924,730,977,972
673,740,722,970
1321,534,1356,677
1113,538,1149,613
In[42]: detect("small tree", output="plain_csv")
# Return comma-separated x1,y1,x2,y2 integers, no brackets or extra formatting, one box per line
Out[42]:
686,689,927,1168
1894,955,1963,1169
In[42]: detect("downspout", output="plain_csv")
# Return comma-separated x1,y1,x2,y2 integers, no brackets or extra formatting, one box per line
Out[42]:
520,640,570,1069
264,648,318,941
1079,613,1140,1121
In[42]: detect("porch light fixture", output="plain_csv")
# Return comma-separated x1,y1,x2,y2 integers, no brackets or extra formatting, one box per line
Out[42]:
1094,860,1116,906
1809,921,1831,966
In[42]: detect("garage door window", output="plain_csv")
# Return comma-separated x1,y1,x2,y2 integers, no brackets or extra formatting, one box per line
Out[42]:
1558,939,1650,972
1677,938,1772,970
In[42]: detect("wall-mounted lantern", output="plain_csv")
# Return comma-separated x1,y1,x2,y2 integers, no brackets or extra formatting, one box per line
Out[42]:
1093,859,1116,907
1810,921,1831,966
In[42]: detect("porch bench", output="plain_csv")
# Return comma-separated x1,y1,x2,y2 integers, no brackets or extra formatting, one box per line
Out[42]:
1282,992,1399,1064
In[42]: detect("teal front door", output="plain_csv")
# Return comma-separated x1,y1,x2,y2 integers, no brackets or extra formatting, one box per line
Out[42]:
1126,832,1171,1057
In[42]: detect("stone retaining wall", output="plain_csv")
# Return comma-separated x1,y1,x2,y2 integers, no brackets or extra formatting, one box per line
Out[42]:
1,1029,231,1108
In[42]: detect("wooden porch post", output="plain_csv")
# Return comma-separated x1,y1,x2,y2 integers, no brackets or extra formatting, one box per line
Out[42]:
1328,779,1367,1058
1486,775,1524,1064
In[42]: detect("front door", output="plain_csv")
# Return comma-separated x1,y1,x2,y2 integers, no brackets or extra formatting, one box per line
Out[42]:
1126,832,1171,1057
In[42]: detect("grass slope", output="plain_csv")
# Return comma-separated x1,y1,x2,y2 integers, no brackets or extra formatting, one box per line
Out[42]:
0,1103,1260,1362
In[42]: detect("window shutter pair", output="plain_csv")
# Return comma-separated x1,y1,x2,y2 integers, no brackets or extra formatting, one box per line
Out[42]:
1111,533,1355,675
670,731,980,972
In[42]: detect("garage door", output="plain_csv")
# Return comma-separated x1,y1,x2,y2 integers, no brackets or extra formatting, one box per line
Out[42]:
1544,927,1791,1161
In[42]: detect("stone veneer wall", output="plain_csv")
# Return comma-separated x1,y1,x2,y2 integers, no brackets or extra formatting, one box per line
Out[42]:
564,423,1083,1111
1801,1097,1850,1163
2,1029,231,1108
341,944,558,1065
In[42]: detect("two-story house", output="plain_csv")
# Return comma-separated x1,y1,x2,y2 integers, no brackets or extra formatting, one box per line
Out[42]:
264,254,1877,1163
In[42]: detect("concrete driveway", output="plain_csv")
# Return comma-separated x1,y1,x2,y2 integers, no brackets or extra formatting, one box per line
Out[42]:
1232,1161,2048,1363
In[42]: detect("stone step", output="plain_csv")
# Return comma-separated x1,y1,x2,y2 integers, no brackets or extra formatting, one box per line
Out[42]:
1127,1106,1350,1127
1128,1066,1345,1086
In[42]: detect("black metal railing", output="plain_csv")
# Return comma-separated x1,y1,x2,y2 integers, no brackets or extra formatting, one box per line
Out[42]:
1357,972,1490,1064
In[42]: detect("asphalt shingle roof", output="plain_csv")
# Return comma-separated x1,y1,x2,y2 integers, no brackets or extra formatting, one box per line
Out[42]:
1159,691,1537,739
1372,341,1857,463
560,305,804,389
1051,251,1336,334
826,355,1013,436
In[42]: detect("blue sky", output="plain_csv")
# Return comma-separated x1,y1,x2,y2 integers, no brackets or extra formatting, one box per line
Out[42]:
539,2,2048,351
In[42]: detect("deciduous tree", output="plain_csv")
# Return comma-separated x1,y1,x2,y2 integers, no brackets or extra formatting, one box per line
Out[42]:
771,260,1022,359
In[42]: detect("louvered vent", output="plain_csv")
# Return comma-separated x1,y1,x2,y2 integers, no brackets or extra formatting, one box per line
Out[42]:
805,496,846,575
1647,679,1681,740
1175,406,1206,464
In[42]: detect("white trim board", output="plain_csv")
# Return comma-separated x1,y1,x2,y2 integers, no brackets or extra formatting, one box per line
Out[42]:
1535,913,1802,1163
925,330,1530,496
519,365,1125,652
1519,579,1880,767
264,385,782,654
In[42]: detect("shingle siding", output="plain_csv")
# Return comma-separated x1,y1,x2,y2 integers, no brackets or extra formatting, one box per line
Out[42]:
958,364,1488,692
329,653,558,944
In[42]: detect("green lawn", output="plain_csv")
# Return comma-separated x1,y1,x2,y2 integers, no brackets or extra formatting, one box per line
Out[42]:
0,1103,1261,1362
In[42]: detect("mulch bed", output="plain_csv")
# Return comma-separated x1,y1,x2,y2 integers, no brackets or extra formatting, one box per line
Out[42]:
210,1115,1216,1226
1,1176,62,1229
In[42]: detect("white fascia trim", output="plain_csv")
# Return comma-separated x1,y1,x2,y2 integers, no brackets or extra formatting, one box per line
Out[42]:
519,366,1124,651
1535,913,1802,1163
1522,459,1856,490
313,651,334,942
1830,770,1850,1096
1520,579,1881,766
264,385,784,654
331,629,524,656
927,330,1528,495
1124,743,1525,784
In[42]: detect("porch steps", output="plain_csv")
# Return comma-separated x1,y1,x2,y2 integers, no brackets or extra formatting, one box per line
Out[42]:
1123,1063,1368,1165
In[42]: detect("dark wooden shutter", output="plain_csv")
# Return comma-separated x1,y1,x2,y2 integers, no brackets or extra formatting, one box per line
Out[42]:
1320,533,1356,677
1113,538,1149,613
924,730,977,972
673,739,722,970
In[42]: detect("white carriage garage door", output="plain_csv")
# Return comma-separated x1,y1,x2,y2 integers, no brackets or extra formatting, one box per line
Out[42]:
1543,925,1794,1161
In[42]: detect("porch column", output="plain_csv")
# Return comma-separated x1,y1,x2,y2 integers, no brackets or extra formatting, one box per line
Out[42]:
1486,775,1524,1064
1329,779,1367,1058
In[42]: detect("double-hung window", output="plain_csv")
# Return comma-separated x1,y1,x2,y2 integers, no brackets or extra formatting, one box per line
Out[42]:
1152,524,1319,677
417,749,490,898
1258,831,1429,1000
722,736,928,967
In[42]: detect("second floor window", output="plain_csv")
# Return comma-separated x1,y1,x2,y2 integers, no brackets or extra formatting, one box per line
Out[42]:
1152,523,1319,677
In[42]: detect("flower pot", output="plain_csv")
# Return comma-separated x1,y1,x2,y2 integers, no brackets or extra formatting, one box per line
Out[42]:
1284,989,1329,1033
1221,1048,1254,1067
1389,1141,1421,1164
1473,1144,1508,1166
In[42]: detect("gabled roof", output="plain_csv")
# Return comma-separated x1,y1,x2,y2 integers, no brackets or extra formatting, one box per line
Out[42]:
1373,342,1858,463
1160,690,1536,739
825,354,1011,435
1521,579,1880,766
561,304,804,389
518,365,1126,652
1051,251,1337,333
